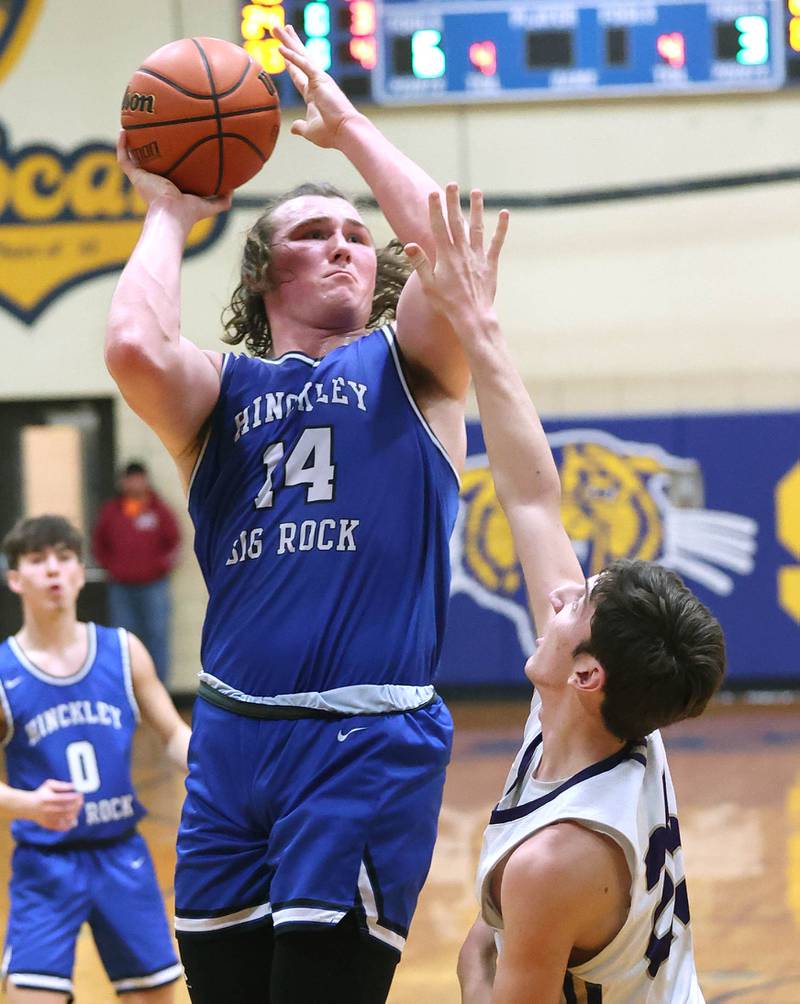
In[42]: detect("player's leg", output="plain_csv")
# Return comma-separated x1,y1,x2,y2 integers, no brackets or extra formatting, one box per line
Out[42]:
177,922,275,1004
265,699,453,1000
174,701,280,1001
4,989,68,1004
88,835,182,999
3,845,84,1003
118,986,174,1004
270,912,397,1004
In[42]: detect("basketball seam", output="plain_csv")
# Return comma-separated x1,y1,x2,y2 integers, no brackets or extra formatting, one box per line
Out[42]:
162,134,270,176
123,105,279,131
191,38,224,196
136,56,255,103
134,67,218,102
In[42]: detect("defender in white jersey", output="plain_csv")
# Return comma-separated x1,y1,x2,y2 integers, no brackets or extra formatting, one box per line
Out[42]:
0,516,190,1003
407,189,726,1003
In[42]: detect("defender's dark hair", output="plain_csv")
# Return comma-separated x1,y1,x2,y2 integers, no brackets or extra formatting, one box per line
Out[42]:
574,559,726,742
2,515,84,570
221,182,412,358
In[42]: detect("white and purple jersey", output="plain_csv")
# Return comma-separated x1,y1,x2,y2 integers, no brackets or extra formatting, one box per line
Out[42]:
476,693,704,1003
0,624,145,847
188,326,460,706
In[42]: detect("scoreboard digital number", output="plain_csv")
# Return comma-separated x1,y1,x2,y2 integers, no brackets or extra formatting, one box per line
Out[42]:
238,0,800,104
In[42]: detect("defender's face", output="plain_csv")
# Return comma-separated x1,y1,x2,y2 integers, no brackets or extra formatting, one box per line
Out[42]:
7,545,85,613
525,578,596,687
266,195,378,332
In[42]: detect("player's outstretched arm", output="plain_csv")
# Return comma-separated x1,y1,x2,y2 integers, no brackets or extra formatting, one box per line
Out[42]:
407,185,583,633
127,632,190,771
273,24,470,407
105,134,232,484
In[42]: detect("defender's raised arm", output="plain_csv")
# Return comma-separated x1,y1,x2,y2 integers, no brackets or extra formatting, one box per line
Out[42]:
407,185,584,633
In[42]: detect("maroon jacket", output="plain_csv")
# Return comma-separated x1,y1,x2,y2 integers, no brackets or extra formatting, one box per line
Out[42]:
92,492,180,584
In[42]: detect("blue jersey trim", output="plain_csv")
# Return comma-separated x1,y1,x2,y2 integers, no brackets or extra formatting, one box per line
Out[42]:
503,733,543,797
490,741,648,825
7,623,97,687
118,629,141,724
382,325,461,488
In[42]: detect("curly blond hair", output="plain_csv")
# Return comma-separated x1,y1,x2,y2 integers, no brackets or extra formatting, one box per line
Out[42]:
221,183,412,358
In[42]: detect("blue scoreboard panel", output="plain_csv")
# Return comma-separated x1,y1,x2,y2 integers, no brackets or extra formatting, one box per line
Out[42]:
239,1,800,104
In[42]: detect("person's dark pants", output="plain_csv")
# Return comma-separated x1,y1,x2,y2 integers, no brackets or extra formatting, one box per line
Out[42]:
178,913,399,1004
107,577,171,684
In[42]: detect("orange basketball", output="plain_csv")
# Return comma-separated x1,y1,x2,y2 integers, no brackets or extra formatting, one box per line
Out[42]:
120,37,280,197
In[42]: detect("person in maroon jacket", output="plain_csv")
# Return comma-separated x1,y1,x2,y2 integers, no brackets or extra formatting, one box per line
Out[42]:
92,461,180,685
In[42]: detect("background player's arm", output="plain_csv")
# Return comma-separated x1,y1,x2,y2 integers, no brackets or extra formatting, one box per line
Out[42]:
105,138,232,483
492,824,621,1004
408,187,584,633
457,914,497,1004
127,633,190,770
275,25,470,406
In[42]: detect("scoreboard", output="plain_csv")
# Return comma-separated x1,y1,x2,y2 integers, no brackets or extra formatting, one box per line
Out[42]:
239,1,800,104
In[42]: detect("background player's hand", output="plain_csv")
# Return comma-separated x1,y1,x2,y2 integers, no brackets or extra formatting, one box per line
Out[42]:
116,132,232,223
405,184,509,329
273,24,362,148
25,779,83,831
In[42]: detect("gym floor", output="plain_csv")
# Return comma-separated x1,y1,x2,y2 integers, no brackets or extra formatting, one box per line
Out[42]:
1,695,798,1003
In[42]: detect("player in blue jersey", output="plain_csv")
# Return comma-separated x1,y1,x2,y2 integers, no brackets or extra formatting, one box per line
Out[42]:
106,23,477,1004
0,515,191,1002
406,189,725,1002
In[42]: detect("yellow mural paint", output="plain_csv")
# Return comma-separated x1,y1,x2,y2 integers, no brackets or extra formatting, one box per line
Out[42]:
0,0,45,86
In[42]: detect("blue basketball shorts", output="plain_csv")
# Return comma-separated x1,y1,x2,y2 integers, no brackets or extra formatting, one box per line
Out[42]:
174,695,453,954
2,831,181,996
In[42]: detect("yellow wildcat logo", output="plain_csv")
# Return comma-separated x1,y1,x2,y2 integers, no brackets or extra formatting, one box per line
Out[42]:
560,442,665,573
458,444,664,597
0,0,43,85
0,127,227,324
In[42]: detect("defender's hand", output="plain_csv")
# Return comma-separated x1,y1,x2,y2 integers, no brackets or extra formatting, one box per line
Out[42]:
405,184,509,325
273,24,363,149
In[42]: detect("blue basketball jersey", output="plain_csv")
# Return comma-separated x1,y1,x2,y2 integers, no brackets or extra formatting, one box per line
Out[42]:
0,624,145,846
188,326,460,698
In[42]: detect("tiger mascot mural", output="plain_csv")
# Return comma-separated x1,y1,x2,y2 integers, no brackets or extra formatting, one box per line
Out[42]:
450,428,758,652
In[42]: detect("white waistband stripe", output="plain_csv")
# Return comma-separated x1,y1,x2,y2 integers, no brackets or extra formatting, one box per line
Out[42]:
175,902,271,933
272,906,348,926
199,675,435,715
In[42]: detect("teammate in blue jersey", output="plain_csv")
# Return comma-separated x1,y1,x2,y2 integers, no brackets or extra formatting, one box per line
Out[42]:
0,515,190,1003
405,188,726,1002
106,23,477,1004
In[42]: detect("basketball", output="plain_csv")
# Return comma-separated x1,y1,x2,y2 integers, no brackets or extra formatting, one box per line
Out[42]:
120,37,280,197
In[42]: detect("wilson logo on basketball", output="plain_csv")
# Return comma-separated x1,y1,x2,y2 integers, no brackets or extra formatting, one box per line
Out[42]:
121,88,156,115
0,125,228,325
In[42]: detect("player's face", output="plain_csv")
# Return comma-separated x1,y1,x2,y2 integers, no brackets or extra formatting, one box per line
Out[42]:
265,195,378,331
7,545,85,613
525,578,596,688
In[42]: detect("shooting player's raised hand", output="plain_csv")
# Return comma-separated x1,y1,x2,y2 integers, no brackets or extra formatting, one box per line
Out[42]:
273,24,363,149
